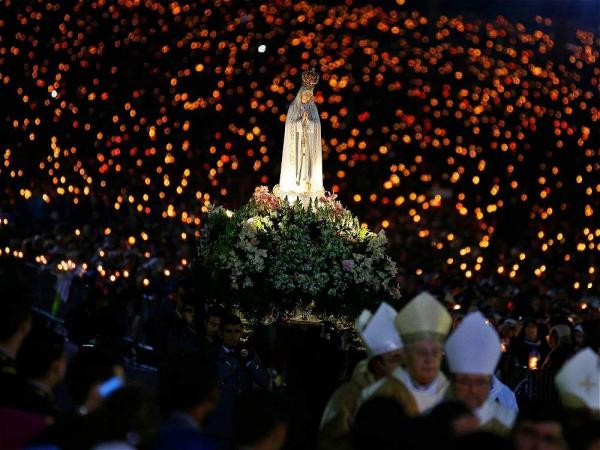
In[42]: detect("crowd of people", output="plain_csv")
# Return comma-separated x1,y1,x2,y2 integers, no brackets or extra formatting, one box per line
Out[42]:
0,261,282,450
1,259,599,450
0,0,598,298
1,0,600,448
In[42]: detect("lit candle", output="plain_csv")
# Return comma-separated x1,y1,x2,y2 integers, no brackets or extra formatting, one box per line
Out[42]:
528,355,539,370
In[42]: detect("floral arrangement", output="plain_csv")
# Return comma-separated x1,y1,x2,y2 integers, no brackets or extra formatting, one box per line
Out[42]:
194,186,401,320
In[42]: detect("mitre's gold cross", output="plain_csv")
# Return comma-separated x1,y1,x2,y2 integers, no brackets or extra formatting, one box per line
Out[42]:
578,374,598,394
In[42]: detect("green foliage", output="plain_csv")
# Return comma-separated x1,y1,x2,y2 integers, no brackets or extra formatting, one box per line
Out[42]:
194,187,401,320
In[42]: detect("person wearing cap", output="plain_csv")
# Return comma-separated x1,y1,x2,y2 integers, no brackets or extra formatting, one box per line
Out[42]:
361,292,452,415
554,347,600,413
317,302,404,450
499,319,518,344
445,311,517,434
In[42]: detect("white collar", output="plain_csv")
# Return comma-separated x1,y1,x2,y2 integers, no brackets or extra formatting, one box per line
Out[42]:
474,396,516,428
474,396,494,424
394,367,440,393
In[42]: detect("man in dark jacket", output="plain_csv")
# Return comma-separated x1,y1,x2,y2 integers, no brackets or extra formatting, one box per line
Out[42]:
155,354,219,450
205,313,270,445
16,324,66,418
0,263,49,449
0,266,33,408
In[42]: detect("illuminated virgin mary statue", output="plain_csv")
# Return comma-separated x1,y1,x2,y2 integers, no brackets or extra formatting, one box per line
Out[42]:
275,66,324,204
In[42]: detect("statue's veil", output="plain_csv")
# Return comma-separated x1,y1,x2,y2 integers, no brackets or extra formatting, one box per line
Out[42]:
279,86,323,193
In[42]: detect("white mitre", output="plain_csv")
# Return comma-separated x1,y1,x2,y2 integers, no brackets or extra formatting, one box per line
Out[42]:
555,348,600,411
394,292,451,344
445,311,501,375
357,302,403,357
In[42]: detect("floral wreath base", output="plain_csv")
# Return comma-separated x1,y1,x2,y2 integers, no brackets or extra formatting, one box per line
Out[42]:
193,186,401,323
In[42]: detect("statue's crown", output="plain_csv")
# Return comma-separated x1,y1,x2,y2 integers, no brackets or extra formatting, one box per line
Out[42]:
301,66,319,89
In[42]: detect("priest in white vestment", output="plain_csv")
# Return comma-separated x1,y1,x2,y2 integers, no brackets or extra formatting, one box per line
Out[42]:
362,292,452,415
445,312,516,434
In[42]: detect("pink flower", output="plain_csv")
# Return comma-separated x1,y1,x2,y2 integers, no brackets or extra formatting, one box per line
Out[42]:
319,191,346,216
319,191,338,202
253,186,280,210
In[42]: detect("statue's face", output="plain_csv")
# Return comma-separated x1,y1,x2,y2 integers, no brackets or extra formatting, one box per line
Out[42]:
300,90,313,104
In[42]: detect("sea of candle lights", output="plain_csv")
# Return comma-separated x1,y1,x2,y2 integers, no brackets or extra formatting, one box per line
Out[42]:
0,0,598,298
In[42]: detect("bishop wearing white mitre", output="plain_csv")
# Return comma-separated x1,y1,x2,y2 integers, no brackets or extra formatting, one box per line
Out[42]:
555,347,600,413
362,292,452,415
318,302,404,450
445,311,517,434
